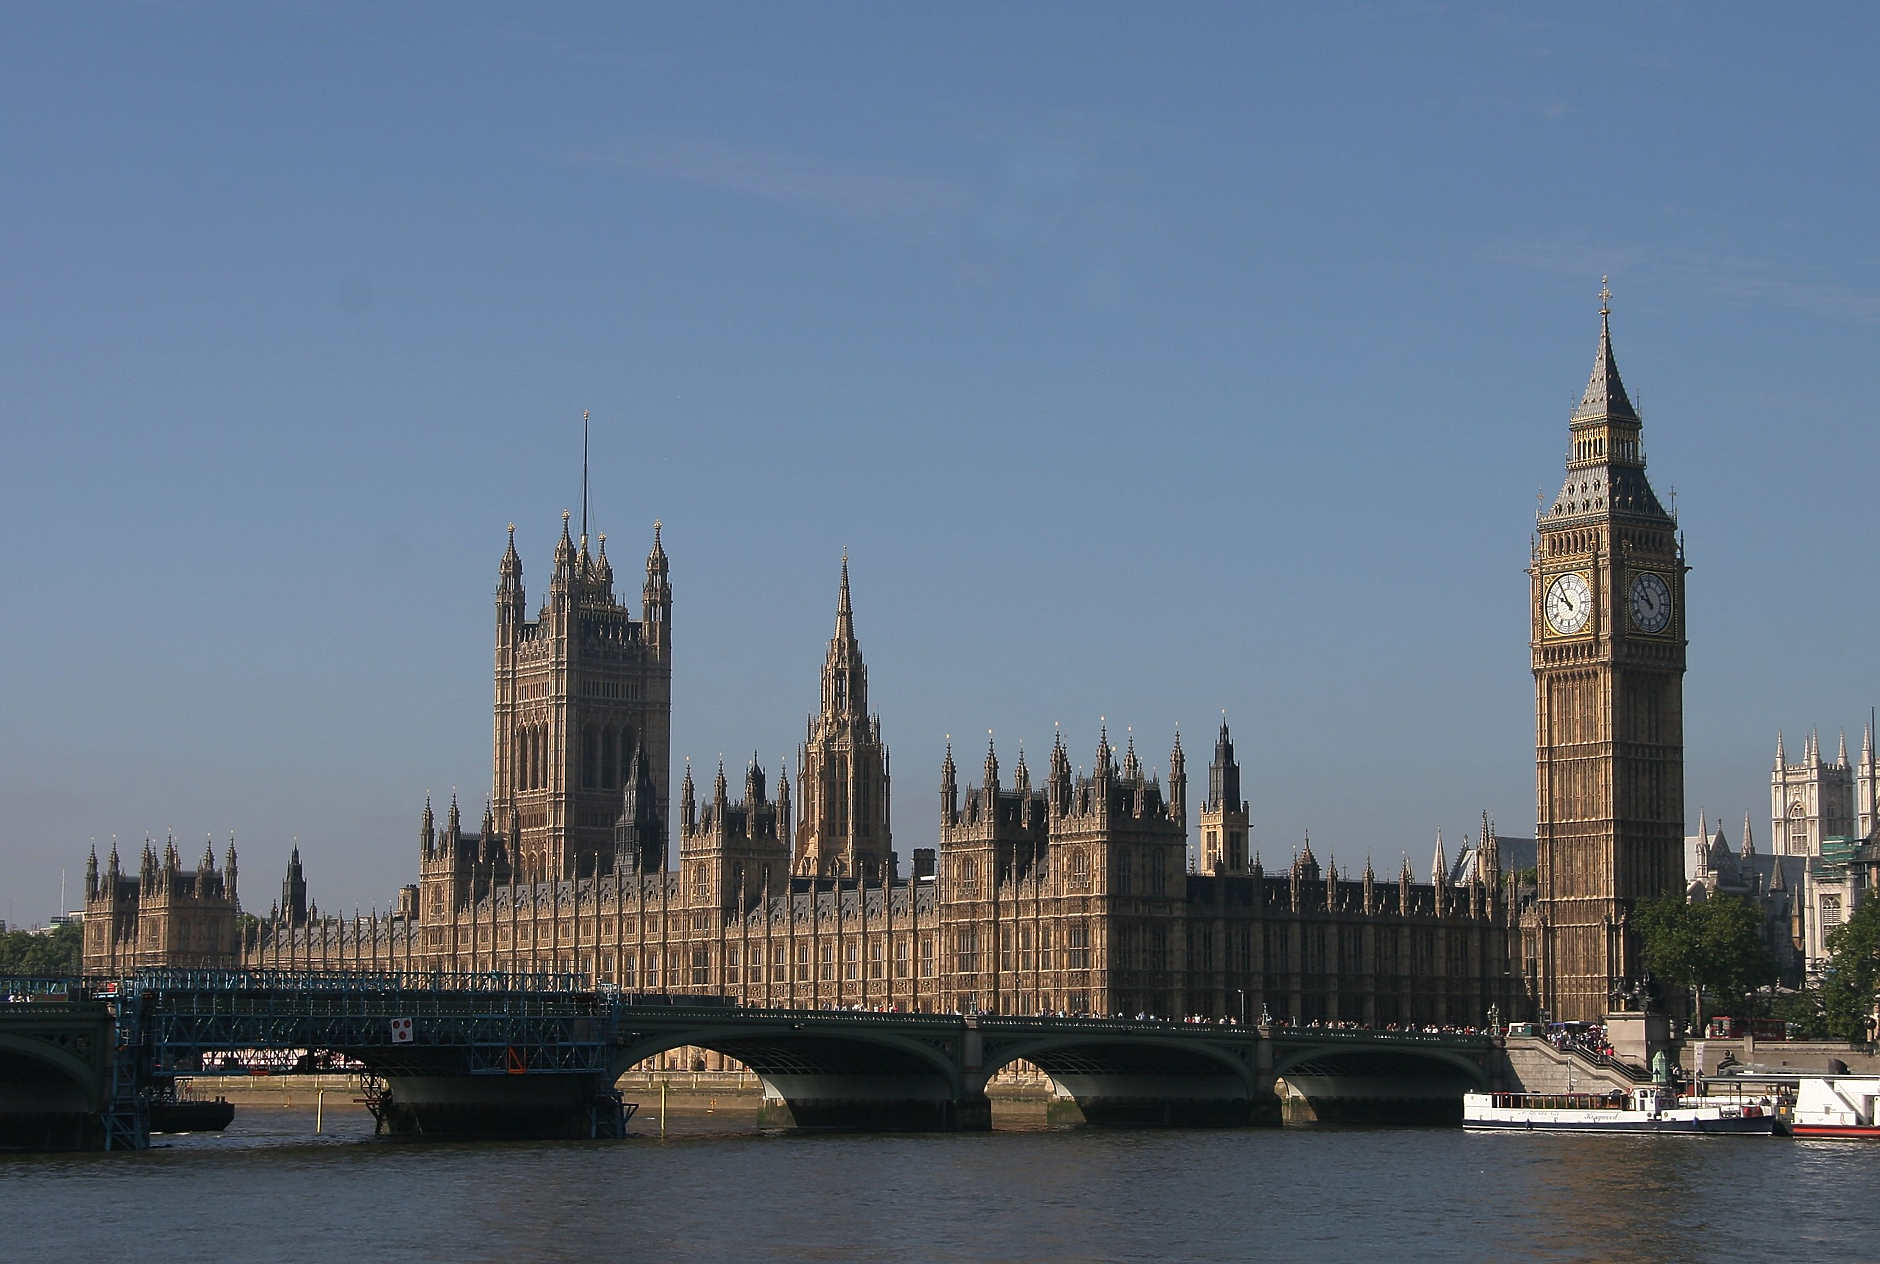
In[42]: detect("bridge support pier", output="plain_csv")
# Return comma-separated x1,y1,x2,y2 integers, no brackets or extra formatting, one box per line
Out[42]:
375,1074,627,1140
0,1082,102,1151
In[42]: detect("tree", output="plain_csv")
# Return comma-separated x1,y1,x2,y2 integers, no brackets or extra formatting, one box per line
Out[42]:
1634,894,1777,1025
1766,988,1830,1040
0,922,82,977
1820,897,1880,1044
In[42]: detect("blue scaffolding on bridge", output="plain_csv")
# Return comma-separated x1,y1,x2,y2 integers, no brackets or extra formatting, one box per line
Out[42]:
124,969,629,1141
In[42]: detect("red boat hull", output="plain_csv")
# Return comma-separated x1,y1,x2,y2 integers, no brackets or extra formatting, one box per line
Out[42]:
1788,1124,1880,1139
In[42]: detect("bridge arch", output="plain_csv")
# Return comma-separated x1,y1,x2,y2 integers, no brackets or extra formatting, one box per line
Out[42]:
0,1030,103,1108
1271,1040,1488,1124
977,1030,1265,1127
610,1020,971,1130
1271,1042,1489,1087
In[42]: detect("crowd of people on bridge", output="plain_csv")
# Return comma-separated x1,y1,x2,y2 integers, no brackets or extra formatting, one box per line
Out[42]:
807,1000,1492,1037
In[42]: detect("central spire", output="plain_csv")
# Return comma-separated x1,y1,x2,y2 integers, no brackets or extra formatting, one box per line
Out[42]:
1544,280,1666,524
834,547,856,648
822,551,867,720
1574,277,1638,424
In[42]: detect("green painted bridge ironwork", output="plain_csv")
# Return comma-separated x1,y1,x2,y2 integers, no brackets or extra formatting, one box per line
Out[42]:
1,971,1494,1148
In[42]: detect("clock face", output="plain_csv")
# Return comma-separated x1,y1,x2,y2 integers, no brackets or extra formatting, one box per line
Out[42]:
1545,572,1593,635
1628,572,1672,633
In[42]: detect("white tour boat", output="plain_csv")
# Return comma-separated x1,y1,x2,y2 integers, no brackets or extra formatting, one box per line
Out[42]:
1784,1075,1880,1139
1463,1085,1775,1134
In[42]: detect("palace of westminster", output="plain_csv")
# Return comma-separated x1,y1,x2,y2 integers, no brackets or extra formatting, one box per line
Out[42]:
83,296,1738,1027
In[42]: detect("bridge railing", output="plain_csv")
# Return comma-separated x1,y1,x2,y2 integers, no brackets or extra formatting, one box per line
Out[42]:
0,975,87,1001
126,967,591,994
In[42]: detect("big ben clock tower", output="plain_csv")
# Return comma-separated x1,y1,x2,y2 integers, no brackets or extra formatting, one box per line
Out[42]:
1531,282,1687,1023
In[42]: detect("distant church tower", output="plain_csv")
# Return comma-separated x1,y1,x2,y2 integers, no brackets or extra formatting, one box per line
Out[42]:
1769,729,1856,857
1531,284,1687,1023
491,510,672,882
794,555,894,881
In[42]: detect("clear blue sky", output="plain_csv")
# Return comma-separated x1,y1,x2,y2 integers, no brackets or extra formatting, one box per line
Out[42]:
3,4,1875,925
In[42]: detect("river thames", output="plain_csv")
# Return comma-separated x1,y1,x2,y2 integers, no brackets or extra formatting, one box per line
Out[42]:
5,1107,1874,1262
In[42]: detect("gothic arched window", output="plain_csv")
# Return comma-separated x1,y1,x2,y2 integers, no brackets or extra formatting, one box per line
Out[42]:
601,727,618,790
581,726,599,790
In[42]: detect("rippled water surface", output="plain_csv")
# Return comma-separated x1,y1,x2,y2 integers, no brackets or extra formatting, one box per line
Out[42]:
5,1106,1875,1262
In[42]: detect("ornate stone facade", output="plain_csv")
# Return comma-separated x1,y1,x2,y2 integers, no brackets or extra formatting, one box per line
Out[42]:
84,484,1522,1025
1529,289,1689,1023
82,835,240,972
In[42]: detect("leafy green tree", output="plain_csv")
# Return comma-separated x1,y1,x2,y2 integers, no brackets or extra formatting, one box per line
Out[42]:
1634,894,1777,1024
1820,897,1880,1044
0,922,82,977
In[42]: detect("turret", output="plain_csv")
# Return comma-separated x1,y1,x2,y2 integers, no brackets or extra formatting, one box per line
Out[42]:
224,836,238,904
1479,810,1501,887
1199,718,1249,875
1168,731,1187,833
594,532,614,592
615,739,667,875
497,523,526,632
550,510,575,599
941,743,958,826
1048,731,1072,814
1741,811,1756,859
85,846,99,901
282,846,308,924
744,755,766,825
776,757,793,853
642,520,670,654
420,795,436,859
680,762,697,831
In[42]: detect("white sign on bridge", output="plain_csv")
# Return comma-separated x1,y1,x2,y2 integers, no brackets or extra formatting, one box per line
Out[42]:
389,1017,414,1044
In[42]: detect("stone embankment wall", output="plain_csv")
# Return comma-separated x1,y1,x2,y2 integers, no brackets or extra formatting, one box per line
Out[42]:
1494,1037,1635,1094
1681,1039,1880,1076
178,1073,363,1109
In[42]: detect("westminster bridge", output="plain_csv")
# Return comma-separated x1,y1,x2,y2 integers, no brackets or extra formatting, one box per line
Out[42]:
0,971,1493,1149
